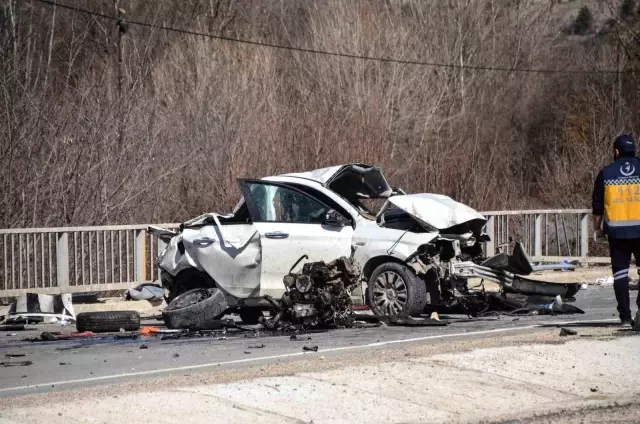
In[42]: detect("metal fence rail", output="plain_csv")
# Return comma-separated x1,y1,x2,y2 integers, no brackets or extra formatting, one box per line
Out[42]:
0,210,607,297
482,209,607,263
0,224,177,298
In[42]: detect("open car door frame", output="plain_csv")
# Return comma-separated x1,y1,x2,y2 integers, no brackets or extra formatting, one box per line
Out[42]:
239,179,355,298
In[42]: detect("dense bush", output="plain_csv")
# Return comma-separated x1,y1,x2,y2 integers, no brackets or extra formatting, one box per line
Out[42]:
1,0,639,227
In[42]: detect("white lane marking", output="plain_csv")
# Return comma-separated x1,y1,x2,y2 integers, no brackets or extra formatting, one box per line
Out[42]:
0,318,621,394
541,318,619,325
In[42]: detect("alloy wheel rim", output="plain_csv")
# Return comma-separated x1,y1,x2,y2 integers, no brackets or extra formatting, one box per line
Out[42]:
372,271,408,315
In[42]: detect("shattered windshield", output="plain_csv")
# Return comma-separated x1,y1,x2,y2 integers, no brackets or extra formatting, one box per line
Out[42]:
357,198,388,217
326,165,393,218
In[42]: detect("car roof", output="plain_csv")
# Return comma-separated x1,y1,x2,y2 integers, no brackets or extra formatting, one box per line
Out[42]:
271,165,345,185
270,163,380,185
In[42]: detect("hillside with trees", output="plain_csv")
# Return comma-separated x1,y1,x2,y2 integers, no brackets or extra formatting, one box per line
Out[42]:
2,0,640,227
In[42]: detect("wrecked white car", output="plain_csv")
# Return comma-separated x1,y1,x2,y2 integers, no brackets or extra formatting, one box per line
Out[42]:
150,164,580,325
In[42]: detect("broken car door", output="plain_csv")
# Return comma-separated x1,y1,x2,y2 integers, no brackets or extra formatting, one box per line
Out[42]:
240,180,354,297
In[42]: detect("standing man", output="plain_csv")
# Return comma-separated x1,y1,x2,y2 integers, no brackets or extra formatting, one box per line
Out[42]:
592,134,640,328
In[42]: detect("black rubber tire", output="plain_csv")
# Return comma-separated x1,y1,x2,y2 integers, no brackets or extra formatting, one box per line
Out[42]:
239,307,264,325
75,311,140,333
366,262,427,317
163,269,216,304
162,288,228,329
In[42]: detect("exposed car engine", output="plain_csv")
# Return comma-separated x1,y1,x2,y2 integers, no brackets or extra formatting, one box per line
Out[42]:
261,256,361,329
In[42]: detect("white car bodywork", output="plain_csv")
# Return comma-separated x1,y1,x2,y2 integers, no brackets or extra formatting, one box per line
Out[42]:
154,164,487,308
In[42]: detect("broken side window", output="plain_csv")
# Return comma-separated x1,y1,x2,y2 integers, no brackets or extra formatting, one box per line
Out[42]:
244,182,330,224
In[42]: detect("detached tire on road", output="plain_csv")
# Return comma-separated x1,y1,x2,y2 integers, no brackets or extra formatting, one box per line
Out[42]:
162,288,228,329
76,311,140,333
366,262,427,317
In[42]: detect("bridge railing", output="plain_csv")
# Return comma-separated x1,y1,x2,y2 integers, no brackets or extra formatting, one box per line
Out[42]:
0,210,606,297
482,209,607,264
0,224,178,298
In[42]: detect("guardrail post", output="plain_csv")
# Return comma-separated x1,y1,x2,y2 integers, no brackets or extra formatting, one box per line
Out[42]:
134,229,147,282
580,213,589,259
485,216,495,257
56,232,70,290
156,238,167,280
534,213,542,260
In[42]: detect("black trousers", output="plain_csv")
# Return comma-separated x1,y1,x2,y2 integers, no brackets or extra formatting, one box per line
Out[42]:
609,237,640,321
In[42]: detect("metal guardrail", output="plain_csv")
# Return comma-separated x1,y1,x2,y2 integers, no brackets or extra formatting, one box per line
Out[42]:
0,210,607,297
0,224,177,298
482,209,609,264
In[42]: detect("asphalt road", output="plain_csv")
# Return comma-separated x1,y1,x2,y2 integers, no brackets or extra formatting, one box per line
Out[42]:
0,286,634,398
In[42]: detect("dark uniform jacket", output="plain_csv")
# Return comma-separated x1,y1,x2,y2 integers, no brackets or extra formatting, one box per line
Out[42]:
592,156,640,239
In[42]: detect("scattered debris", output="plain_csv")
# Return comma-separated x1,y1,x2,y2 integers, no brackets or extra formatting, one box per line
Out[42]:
353,314,447,327
479,293,585,317
31,331,95,342
590,387,598,393
173,353,180,358
7,293,76,322
123,283,164,302
260,257,361,331
430,312,440,321
244,351,251,354
69,331,94,338
59,362,70,366
40,332,57,341
559,328,578,337
5,353,26,358
595,276,614,286
248,344,265,349
0,324,28,331
0,361,33,367
303,345,319,352
114,333,139,340
140,344,148,349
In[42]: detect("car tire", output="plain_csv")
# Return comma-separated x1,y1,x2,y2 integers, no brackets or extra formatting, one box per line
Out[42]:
239,307,264,325
366,262,427,317
162,288,228,329
76,311,140,333
163,269,216,304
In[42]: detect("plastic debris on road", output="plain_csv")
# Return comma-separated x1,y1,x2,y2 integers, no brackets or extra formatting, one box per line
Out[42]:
596,276,614,286
559,328,578,337
0,361,33,367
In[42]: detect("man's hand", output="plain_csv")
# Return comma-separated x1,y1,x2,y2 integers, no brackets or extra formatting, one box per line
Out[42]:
592,214,604,242
593,229,605,241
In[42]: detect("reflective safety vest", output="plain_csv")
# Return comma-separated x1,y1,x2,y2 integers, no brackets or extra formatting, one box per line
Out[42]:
604,156,640,239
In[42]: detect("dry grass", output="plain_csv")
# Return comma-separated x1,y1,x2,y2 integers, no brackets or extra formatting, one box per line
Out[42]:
2,0,640,227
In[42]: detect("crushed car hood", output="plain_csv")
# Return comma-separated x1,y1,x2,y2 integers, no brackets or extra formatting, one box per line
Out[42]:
387,193,486,230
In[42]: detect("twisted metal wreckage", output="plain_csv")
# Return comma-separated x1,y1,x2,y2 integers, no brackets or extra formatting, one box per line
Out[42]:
149,164,584,330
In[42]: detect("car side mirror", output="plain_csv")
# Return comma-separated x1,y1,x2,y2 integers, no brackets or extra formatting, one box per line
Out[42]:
324,210,348,227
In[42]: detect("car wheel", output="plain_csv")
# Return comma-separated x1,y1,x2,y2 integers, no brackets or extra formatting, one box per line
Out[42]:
239,307,264,325
366,262,427,317
76,311,140,333
164,269,216,304
162,288,228,329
